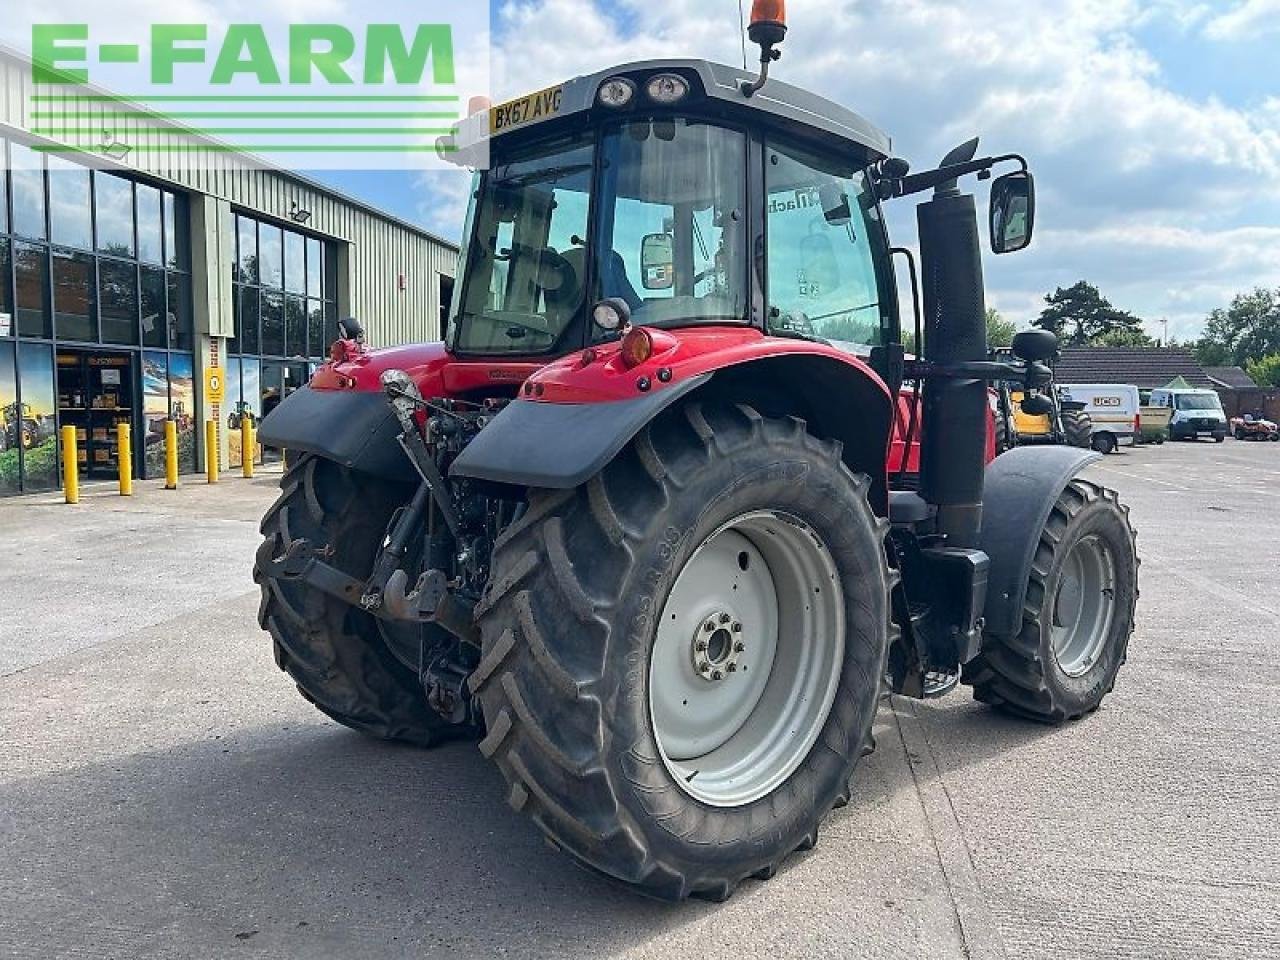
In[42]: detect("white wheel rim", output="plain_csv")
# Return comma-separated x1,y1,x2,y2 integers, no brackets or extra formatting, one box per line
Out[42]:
648,511,845,808
1050,534,1117,677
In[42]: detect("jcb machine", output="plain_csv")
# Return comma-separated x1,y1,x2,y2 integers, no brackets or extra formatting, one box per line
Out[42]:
256,3,1138,901
990,350,1093,454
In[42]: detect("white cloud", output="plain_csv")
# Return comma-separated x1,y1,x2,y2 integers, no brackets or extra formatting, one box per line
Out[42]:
1203,0,1280,40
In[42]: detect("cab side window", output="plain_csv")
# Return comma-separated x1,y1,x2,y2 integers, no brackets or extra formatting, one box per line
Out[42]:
764,142,888,348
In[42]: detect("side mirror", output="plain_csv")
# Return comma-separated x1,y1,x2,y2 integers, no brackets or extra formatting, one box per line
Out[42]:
338,316,365,341
990,170,1035,254
1011,328,1057,363
640,233,674,291
818,181,852,226
1020,393,1054,416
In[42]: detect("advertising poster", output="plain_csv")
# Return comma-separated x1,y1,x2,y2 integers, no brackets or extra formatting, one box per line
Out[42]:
0,342,19,495
168,353,196,473
226,357,255,469
141,351,169,477
16,343,57,490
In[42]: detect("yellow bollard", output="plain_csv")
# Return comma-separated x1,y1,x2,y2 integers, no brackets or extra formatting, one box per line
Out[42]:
117,422,133,496
165,419,179,490
61,425,79,504
242,417,256,479
205,420,219,484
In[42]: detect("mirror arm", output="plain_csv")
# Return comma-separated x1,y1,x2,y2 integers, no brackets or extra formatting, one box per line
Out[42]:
907,358,1053,386
880,153,1028,201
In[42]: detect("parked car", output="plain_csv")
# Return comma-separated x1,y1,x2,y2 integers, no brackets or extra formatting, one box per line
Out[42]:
1149,387,1228,442
1058,383,1141,454
1230,413,1279,441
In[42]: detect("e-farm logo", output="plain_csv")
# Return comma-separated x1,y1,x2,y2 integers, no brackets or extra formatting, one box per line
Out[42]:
25,19,480,170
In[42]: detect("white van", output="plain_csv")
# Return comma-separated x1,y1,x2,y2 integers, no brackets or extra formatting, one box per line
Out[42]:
1148,387,1228,442
1058,384,1141,454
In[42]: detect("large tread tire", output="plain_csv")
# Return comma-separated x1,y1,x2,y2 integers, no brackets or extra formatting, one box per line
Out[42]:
994,408,1012,455
254,454,451,746
471,403,895,901
963,479,1137,723
1062,409,1093,449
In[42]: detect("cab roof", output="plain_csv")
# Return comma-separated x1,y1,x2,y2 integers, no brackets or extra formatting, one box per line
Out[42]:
469,59,892,162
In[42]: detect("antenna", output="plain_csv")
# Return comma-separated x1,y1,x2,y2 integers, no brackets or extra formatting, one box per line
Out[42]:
737,0,748,71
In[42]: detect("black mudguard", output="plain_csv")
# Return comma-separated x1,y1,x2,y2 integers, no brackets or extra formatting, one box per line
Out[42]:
257,385,416,484
979,445,1102,638
449,375,709,489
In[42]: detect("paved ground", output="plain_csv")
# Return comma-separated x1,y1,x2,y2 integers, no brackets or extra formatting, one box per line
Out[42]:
2,442,1277,959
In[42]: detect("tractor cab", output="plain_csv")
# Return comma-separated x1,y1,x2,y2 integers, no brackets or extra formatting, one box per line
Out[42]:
443,59,899,378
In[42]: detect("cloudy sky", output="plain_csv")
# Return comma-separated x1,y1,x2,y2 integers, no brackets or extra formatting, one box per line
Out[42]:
315,0,1280,341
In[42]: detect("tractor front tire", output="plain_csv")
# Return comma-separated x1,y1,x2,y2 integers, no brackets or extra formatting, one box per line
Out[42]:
964,479,1137,723
254,454,452,746
471,403,893,901
1062,409,1093,449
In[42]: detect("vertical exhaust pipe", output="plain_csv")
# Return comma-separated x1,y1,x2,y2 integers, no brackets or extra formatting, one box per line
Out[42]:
917,139,988,548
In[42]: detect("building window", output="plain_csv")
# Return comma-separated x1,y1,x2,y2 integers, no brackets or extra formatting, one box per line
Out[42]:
10,143,47,241
96,175,137,258
48,158,93,251
232,212,340,359
0,134,196,494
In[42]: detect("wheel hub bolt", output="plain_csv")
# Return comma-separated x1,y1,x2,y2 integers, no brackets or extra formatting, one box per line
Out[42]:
691,610,746,682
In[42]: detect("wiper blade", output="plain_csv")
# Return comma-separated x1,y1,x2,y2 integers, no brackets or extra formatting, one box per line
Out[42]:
493,162,592,187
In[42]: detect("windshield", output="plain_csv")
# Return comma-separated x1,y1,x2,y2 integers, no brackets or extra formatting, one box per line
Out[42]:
599,119,747,328
1176,393,1223,411
453,133,594,354
450,119,750,355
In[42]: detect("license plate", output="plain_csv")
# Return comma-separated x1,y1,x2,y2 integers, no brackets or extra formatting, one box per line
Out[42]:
490,85,564,134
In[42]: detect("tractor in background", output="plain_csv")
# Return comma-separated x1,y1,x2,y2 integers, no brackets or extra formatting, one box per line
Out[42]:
254,1,1138,901
989,348,1092,454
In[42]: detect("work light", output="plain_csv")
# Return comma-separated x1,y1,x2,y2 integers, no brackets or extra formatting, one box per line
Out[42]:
598,78,636,108
646,74,688,104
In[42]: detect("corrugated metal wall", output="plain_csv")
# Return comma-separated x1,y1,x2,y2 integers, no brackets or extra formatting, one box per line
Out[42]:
0,50,458,348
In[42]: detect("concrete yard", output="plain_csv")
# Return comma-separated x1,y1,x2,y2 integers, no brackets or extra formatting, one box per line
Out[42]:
1,443,1277,959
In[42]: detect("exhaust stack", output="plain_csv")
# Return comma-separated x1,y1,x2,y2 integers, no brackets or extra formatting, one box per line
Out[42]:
917,140,989,548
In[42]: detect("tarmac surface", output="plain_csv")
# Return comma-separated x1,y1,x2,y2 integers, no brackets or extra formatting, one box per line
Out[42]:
1,441,1277,959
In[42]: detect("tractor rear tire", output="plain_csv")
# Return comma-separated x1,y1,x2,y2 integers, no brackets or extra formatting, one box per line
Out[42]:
471,403,893,901
254,453,451,746
964,479,1136,723
1062,409,1093,449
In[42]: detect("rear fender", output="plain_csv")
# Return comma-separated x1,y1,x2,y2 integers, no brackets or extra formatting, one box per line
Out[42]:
450,330,895,514
979,445,1102,638
257,385,416,483
261,341,546,483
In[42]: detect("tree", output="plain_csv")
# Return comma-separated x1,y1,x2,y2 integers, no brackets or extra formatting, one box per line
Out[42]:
985,307,1017,347
1034,281,1152,347
1191,337,1232,368
1245,353,1280,388
1195,287,1280,368
1096,327,1157,348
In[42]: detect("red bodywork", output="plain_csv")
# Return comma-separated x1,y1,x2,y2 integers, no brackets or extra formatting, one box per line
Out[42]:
309,327,993,482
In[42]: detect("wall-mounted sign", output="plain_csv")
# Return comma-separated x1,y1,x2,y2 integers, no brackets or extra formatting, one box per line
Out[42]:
205,367,226,404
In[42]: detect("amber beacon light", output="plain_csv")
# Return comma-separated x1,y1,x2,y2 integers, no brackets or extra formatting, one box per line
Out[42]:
748,0,787,46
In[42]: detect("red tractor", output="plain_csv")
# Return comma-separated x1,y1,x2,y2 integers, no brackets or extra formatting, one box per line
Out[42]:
256,4,1138,901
